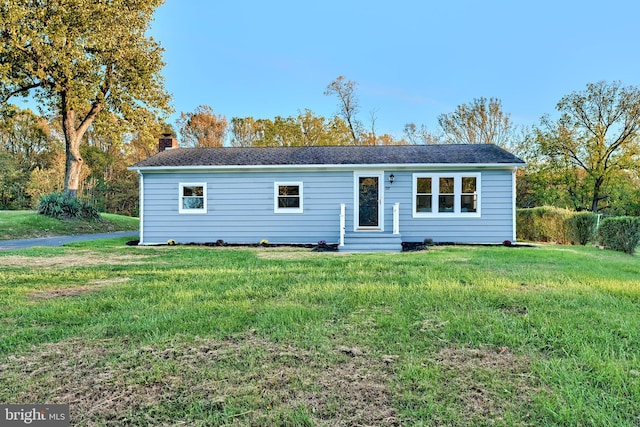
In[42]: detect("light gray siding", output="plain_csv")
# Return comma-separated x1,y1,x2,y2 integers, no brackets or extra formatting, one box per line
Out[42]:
140,168,516,245
382,169,515,243
141,171,353,244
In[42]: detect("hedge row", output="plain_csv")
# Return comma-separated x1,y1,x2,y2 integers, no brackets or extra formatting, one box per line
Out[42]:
597,217,640,255
517,207,639,254
516,207,598,245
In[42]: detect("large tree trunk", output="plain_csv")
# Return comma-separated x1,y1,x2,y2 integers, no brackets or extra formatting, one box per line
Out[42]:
60,92,101,198
64,137,83,198
591,176,604,213
62,106,82,197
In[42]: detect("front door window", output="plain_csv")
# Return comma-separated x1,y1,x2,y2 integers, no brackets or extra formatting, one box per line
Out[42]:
358,176,379,228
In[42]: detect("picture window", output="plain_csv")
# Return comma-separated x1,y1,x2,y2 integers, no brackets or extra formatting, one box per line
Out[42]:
412,173,480,217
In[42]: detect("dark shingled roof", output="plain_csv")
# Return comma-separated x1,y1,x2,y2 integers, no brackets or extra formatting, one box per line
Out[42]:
130,144,525,169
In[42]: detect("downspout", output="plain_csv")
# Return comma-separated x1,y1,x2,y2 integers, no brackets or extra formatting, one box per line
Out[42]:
138,170,144,245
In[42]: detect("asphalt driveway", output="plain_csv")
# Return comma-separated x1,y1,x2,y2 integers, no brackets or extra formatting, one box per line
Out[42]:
0,231,139,251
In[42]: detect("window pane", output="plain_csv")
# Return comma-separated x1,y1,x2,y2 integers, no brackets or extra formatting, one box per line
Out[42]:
439,195,454,212
183,186,203,197
279,185,299,196
462,177,476,193
416,195,432,212
183,197,204,209
278,196,300,208
439,177,454,193
417,177,431,194
461,195,477,212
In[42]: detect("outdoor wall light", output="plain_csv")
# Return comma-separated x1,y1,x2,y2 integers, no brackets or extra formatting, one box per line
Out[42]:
389,174,395,184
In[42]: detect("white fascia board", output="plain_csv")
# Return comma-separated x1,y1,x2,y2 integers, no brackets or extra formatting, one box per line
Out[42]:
128,163,524,173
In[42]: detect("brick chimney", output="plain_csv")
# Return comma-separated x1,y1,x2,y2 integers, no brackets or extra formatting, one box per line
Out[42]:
158,133,178,152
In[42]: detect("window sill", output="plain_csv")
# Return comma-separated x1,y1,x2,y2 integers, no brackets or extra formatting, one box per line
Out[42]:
178,210,208,215
413,212,481,219
274,209,304,214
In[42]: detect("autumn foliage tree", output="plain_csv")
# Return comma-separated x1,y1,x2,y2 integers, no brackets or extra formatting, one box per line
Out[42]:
0,105,58,207
324,76,401,145
324,76,363,145
0,105,55,172
402,123,441,145
230,111,352,147
438,97,515,147
534,81,640,212
0,0,172,197
177,105,228,147
296,109,351,146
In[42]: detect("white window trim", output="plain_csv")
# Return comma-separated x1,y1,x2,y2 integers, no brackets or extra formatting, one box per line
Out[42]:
274,181,303,214
178,182,207,214
412,173,481,218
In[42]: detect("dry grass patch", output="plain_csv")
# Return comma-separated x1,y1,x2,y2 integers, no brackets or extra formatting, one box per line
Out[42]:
255,249,349,260
433,346,538,425
1,334,400,426
0,251,155,269
436,346,528,372
28,278,131,300
255,249,316,261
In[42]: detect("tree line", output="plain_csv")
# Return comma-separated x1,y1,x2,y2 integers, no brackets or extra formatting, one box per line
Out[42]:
1,2,638,216
0,102,166,215
2,78,639,216
175,79,640,216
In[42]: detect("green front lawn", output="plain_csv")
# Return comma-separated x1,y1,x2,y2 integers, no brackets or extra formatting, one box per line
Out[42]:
0,241,638,425
0,210,139,240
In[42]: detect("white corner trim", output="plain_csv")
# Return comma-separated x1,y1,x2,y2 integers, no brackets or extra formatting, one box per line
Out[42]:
512,168,517,242
138,171,144,244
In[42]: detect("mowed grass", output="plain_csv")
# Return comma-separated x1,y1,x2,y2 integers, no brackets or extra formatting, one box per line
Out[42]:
0,210,139,240
0,241,638,426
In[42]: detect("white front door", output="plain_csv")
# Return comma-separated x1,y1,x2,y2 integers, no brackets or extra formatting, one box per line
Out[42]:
354,172,384,230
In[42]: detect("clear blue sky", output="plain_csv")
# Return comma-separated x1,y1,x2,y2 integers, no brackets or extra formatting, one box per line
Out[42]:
150,0,640,139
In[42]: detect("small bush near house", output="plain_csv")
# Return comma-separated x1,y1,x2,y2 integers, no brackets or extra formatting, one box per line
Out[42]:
38,192,100,221
567,211,598,245
597,216,640,255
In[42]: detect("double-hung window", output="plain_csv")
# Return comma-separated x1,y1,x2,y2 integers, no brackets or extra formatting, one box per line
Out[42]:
179,183,207,214
415,177,433,213
461,177,478,213
413,173,480,217
274,182,303,213
438,177,455,213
